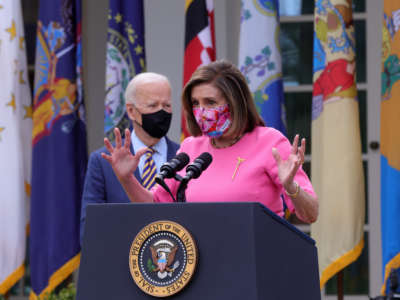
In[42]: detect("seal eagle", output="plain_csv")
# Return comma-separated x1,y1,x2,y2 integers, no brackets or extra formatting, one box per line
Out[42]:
150,241,178,273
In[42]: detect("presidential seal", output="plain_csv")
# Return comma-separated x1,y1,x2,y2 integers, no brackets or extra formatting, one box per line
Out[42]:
129,221,197,297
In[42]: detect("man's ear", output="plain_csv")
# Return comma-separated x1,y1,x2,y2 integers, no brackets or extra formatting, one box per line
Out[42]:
126,103,137,121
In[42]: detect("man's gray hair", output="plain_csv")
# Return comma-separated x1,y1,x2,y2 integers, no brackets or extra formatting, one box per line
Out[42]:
124,72,170,105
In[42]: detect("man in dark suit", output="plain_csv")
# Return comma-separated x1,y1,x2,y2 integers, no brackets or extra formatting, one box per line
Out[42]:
80,72,179,244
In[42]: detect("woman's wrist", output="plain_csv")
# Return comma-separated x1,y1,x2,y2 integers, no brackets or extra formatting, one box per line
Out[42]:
285,181,300,199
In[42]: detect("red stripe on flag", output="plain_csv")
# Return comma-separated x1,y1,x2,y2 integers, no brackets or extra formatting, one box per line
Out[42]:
182,0,216,140
183,36,204,85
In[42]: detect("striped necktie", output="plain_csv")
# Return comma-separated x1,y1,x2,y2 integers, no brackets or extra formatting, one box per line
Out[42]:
142,148,157,190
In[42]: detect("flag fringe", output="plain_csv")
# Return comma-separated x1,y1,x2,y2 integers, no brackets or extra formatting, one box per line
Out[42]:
0,264,25,295
29,253,80,300
319,238,364,289
380,252,400,295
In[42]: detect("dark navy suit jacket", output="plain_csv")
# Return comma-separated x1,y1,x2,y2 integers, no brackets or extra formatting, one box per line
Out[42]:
80,137,179,244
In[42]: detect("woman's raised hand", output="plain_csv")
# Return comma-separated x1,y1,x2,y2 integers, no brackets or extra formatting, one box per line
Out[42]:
101,128,147,181
272,134,305,192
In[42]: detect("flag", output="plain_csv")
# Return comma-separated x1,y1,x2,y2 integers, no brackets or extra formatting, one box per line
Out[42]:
182,0,216,139
381,1,400,295
30,0,87,298
0,0,32,294
238,0,286,134
310,0,365,289
104,0,145,140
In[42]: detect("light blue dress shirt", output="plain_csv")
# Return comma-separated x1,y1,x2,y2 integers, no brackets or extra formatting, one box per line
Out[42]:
130,130,167,177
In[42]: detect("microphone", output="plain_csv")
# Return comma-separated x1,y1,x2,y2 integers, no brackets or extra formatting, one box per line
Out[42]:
183,152,213,182
155,152,190,184
176,152,213,202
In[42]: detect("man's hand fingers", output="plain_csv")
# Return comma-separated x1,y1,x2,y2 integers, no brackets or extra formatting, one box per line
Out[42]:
104,138,114,154
101,152,112,163
115,127,122,148
135,147,148,159
124,128,131,150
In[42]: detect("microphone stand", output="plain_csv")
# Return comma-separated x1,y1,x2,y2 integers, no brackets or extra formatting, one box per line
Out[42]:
158,152,212,203
175,155,212,202
156,173,185,202
176,177,189,203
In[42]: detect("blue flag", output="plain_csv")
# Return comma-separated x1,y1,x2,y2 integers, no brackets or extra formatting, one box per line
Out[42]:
30,0,87,298
238,0,286,134
104,0,145,139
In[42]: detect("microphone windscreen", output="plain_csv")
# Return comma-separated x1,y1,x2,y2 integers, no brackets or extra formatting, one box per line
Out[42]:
175,152,190,170
198,152,213,170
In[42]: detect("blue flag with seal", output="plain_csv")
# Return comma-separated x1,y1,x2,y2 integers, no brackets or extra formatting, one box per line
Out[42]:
104,0,145,140
30,0,87,298
238,0,286,134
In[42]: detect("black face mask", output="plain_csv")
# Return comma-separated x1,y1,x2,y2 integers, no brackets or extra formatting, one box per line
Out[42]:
139,109,172,139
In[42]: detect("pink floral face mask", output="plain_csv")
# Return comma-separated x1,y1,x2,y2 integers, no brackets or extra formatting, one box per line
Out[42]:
193,104,231,138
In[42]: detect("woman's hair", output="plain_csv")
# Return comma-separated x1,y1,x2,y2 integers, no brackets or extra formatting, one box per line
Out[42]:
182,60,265,138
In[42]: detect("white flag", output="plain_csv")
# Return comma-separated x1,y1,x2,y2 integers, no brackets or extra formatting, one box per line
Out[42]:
238,0,286,133
0,0,32,294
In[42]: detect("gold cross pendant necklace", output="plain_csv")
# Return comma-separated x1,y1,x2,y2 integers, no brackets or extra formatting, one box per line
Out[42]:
232,157,246,181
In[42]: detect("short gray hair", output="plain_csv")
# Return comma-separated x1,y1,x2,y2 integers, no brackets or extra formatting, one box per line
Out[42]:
124,72,170,105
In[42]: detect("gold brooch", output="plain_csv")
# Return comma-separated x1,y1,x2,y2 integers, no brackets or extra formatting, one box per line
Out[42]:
232,157,246,180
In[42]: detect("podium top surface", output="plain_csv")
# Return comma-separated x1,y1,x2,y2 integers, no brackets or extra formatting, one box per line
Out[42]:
85,201,315,245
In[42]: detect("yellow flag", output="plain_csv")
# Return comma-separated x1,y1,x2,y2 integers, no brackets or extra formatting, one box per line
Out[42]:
310,0,365,288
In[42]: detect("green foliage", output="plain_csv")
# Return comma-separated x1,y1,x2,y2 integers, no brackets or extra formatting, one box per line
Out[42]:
147,258,156,272
243,9,251,20
0,282,76,299
108,48,121,63
41,283,76,300
245,56,253,66
267,62,275,70
253,90,263,114
262,46,271,56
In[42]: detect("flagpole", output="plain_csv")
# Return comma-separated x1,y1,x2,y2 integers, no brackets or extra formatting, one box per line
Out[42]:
337,270,344,300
